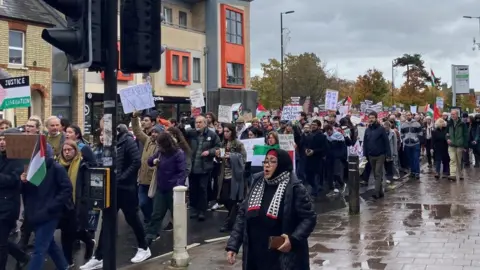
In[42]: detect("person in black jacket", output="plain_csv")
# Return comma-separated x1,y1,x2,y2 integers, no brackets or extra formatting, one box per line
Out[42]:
303,120,328,198
324,125,347,195
226,148,316,270
21,136,72,270
363,112,391,199
57,140,95,266
0,129,30,269
185,116,221,221
432,118,450,179
81,124,150,270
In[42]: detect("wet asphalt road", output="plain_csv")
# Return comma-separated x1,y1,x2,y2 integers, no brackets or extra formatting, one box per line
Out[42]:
6,169,396,269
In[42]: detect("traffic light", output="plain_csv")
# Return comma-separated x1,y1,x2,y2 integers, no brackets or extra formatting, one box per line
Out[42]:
41,0,92,70
120,0,161,73
89,0,103,71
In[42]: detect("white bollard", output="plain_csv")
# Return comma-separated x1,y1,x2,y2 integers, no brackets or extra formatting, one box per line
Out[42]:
171,185,189,268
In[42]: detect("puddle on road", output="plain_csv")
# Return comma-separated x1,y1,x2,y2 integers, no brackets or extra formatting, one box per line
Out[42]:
352,258,386,270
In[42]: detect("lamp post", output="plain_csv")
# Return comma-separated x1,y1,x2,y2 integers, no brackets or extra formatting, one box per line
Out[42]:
463,16,480,50
281,10,294,109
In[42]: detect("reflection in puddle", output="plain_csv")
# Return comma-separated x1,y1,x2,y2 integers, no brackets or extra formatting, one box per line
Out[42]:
352,258,386,269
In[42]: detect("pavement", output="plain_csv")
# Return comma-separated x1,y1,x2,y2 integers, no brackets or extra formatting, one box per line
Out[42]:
126,164,480,270
5,164,413,269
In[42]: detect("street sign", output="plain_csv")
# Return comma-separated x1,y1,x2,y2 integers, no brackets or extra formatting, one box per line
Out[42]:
452,65,470,94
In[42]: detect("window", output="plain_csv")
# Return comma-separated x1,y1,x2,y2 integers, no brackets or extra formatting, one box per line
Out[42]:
179,11,187,28
163,7,172,23
172,55,179,80
182,56,189,82
166,49,191,86
226,10,243,45
9,30,24,65
193,57,201,83
52,96,71,120
227,63,244,85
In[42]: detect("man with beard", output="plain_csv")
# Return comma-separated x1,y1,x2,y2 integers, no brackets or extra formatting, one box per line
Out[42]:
185,116,220,221
400,112,423,179
303,120,328,198
364,112,391,199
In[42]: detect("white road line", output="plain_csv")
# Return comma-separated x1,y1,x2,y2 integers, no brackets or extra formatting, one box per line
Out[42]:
204,236,229,243
146,242,201,262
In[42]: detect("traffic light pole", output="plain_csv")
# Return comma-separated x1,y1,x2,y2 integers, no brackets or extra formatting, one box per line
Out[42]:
102,0,118,269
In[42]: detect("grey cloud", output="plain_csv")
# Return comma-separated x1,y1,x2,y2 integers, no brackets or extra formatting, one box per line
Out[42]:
250,0,480,73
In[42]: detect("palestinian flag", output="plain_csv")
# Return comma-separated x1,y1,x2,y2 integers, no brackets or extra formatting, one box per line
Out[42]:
26,135,47,186
252,144,294,168
339,96,352,106
430,69,437,87
425,104,434,117
256,103,268,118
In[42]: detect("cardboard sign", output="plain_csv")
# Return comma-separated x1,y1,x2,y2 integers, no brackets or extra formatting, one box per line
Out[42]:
5,134,37,159
281,106,302,121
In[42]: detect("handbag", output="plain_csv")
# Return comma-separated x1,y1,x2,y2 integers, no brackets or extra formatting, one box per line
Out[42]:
148,168,157,198
148,153,160,198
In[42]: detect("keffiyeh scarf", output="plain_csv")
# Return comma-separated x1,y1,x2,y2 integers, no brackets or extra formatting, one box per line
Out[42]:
247,171,290,219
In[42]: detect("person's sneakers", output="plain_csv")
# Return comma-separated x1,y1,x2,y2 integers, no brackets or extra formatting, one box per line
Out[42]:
393,175,400,180
198,212,206,222
79,258,103,270
163,222,173,231
84,239,96,260
130,247,151,263
68,264,75,269
415,174,420,179
190,210,198,219
210,203,223,211
219,226,231,233
333,188,340,193
448,176,456,182
434,174,440,179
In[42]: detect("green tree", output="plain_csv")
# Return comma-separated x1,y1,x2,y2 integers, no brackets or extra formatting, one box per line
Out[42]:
352,69,390,103
251,53,337,109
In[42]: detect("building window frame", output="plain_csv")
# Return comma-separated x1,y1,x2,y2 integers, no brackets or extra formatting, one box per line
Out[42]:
163,7,173,24
192,57,201,83
226,63,244,86
8,30,25,66
179,11,187,28
226,9,243,45
165,49,191,86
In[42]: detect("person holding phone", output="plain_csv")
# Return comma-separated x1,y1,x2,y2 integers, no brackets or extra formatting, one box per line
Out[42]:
226,148,316,270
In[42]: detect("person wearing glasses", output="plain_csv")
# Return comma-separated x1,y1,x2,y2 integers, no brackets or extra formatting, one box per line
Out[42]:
226,148,316,270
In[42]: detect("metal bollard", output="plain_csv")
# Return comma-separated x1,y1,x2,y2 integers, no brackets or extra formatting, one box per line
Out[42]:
348,155,360,215
171,186,189,268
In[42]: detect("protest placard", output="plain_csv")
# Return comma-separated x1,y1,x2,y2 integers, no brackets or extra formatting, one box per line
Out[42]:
5,134,37,159
119,83,154,113
325,89,339,111
0,76,31,109
281,106,302,121
278,134,295,151
189,88,205,108
218,105,232,123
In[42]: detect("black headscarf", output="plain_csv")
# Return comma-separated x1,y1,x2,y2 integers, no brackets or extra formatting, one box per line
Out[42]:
266,148,293,179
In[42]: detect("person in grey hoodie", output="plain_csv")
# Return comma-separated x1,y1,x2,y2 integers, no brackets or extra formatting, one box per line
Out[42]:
400,112,423,179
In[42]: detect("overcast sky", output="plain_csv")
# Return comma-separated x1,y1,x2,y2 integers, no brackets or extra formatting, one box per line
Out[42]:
250,0,480,90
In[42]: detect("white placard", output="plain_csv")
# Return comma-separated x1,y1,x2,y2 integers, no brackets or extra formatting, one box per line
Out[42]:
325,89,339,111
357,126,366,142
281,106,302,121
218,105,232,123
190,89,205,108
240,138,265,162
410,105,417,114
436,97,444,109
119,83,155,114
278,134,295,151
452,65,470,94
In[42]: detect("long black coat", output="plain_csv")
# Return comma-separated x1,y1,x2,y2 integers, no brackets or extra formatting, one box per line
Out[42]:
0,154,24,223
226,172,317,270
63,161,90,231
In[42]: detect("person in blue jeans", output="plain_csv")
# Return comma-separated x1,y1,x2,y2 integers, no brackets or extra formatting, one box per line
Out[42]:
400,112,423,179
21,138,72,270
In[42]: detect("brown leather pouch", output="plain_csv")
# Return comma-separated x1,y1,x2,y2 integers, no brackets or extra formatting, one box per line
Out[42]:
268,236,285,249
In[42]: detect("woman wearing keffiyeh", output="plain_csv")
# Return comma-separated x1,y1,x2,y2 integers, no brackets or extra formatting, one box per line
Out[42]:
226,149,316,270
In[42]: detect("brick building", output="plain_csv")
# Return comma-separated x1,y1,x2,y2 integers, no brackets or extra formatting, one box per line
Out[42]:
0,0,84,129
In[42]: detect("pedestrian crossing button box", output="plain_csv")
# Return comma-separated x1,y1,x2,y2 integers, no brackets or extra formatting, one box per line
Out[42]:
85,167,111,209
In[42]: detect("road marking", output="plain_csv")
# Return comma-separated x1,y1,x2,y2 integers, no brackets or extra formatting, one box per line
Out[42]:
204,236,229,243
146,242,201,262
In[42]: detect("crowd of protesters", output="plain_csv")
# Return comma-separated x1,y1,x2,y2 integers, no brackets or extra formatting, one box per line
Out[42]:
0,106,478,270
